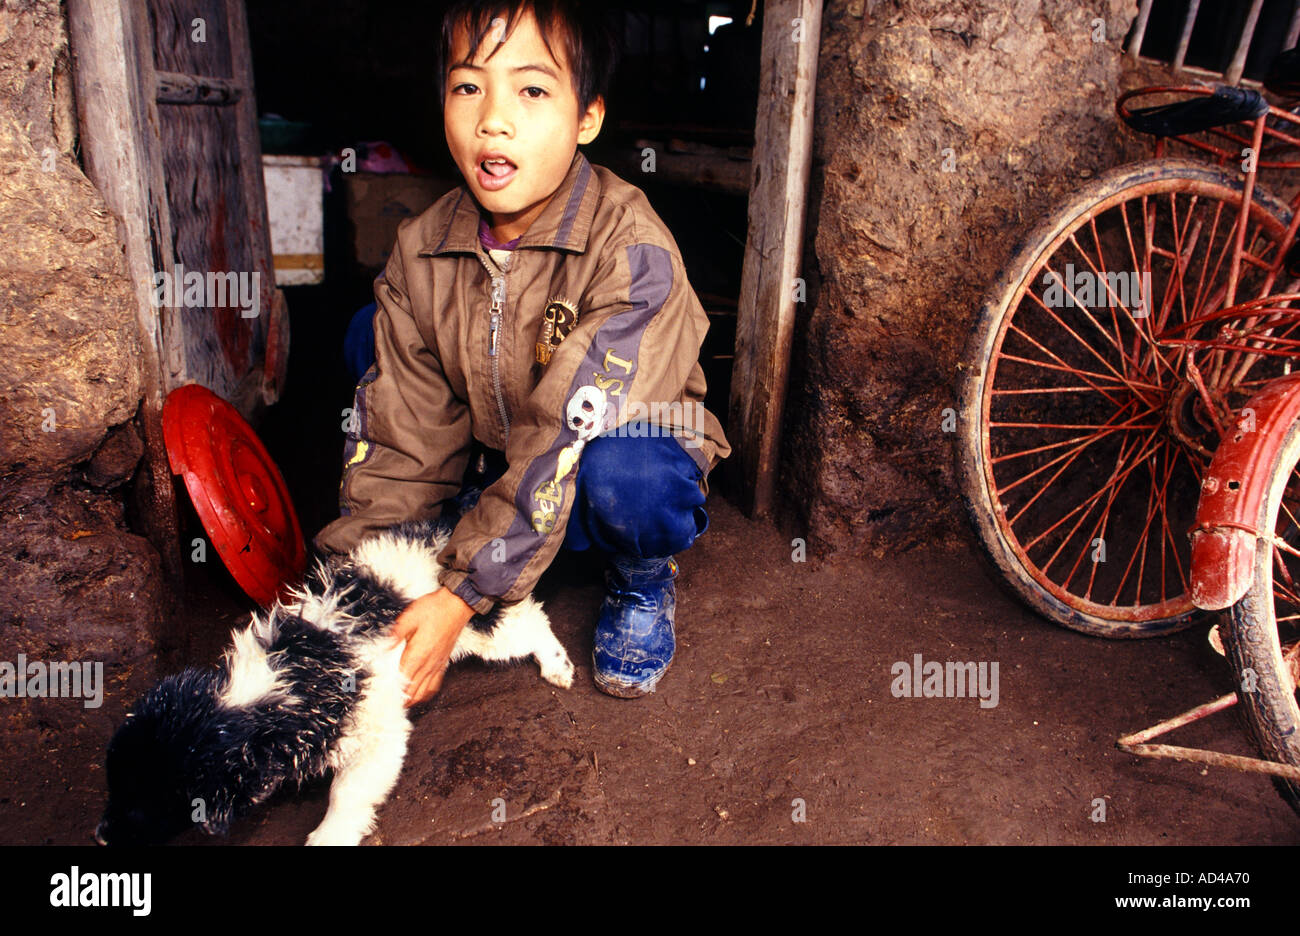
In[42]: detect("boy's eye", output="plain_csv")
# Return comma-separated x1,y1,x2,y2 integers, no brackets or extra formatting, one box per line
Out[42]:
522,86,548,99
451,83,479,95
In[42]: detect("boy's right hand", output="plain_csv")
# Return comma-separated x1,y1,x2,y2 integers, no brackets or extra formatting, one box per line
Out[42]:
391,588,475,706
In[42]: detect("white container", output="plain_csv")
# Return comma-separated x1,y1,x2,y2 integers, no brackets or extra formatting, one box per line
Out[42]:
263,155,324,286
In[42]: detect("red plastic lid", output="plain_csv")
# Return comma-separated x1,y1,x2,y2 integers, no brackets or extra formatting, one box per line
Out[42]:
162,384,306,607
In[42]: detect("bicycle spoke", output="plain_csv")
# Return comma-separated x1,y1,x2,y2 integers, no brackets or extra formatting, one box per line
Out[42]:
1054,432,1142,593
1167,189,1191,332
1108,441,1165,607
1157,442,1191,594
1214,233,1288,385
992,420,1160,431
1190,197,1226,321
1084,217,1130,365
996,342,1158,402
1039,263,1158,388
1022,276,1149,386
1019,423,1163,555
997,343,1160,395
1145,438,1184,602
1065,230,1165,378
1118,197,1185,385
994,403,1151,498
991,429,1129,465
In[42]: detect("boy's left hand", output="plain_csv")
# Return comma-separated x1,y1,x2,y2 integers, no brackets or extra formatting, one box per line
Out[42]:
391,588,476,706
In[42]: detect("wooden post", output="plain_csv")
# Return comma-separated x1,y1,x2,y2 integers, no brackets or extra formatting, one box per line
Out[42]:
728,0,821,517
1224,0,1265,87
67,0,184,587
226,0,288,409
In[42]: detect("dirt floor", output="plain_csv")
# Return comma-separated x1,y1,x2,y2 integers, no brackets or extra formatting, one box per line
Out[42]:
3,493,1299,846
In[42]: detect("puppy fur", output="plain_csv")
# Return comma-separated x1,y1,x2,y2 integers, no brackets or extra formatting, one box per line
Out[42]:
96,518,573,846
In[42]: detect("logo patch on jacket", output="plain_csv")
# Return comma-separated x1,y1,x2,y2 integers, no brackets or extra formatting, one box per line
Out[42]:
535,297,580,365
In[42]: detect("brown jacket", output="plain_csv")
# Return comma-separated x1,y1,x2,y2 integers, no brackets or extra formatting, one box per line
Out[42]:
314,151,730,613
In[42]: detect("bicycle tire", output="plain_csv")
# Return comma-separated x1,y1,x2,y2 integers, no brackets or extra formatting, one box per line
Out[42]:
1224,415,1300,816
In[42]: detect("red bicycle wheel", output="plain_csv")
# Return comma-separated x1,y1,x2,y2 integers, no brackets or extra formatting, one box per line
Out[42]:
959,159,1296,637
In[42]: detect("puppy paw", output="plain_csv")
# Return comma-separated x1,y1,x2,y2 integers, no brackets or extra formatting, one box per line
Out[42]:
306,822,364,846
539,647,575,690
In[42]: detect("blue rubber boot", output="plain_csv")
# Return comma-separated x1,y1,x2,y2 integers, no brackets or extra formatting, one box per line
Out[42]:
592,556,678,698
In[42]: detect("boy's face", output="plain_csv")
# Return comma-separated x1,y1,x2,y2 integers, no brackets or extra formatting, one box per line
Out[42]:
444,9,604,242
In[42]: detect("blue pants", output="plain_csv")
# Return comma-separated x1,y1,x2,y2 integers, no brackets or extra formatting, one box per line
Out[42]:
344,302,378,384
456,434,709,558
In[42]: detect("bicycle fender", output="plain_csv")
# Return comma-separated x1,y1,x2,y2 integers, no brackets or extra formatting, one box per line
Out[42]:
1192,373,1300,610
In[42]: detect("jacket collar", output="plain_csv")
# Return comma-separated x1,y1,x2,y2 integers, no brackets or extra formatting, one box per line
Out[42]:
421,150,599,256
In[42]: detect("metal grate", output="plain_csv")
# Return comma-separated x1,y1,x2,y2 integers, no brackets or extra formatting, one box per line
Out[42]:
1128,0,1300,86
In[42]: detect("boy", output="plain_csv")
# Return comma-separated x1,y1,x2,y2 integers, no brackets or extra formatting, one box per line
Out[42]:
314,0,729,704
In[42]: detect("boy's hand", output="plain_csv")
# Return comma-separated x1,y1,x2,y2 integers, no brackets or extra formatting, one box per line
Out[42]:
391,588,476,706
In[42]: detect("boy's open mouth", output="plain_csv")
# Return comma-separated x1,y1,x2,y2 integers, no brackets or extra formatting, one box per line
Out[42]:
477,156,518,191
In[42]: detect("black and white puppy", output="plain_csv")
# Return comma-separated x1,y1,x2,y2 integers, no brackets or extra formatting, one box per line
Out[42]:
96,518,573,846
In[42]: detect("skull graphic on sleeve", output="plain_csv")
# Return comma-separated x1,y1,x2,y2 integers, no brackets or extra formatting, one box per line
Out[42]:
566,385,608,442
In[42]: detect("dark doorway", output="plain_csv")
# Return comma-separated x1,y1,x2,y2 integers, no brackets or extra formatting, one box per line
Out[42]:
245,1,761,543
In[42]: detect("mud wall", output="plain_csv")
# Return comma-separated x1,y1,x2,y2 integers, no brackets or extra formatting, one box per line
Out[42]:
0,0,164,668
784,0,1150,554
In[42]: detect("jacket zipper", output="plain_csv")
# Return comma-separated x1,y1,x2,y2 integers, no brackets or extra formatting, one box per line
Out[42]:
477,252,512,441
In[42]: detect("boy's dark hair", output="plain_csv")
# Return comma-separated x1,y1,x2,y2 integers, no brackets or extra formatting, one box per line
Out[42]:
438,1,619,113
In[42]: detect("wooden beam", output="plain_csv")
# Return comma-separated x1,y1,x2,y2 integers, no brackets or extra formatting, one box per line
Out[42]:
728,0,820,517
67,0,184,588
1172,0,1199,73
1128,0,1154,59
1286,0,1300,53
1224,0,1265,87
226,0,286,411
155,71,243,105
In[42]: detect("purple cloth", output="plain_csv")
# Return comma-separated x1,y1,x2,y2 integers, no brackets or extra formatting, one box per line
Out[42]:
478,216,521,252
